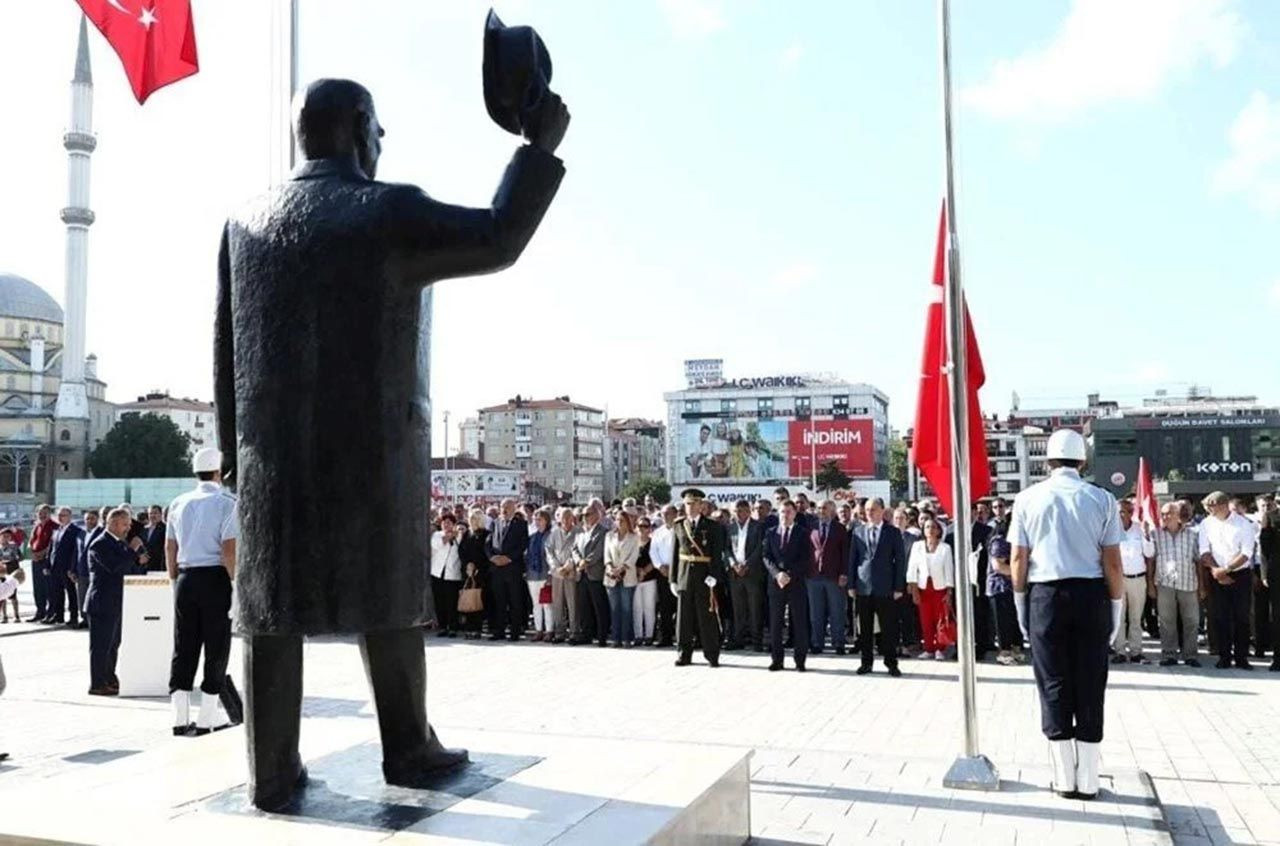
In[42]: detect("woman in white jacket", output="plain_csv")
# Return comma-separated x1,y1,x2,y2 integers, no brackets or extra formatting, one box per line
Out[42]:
906,518,954,660
604,510,640,648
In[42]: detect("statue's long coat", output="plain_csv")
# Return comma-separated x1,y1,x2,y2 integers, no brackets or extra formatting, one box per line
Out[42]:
216,146,564,635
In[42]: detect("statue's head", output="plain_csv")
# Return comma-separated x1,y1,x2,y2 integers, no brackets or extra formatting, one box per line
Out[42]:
295,79,384,179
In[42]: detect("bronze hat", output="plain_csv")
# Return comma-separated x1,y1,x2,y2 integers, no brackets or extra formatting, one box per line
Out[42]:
483,9,553,135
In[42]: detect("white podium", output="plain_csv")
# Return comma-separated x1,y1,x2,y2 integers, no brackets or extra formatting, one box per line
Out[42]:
117,575,173,697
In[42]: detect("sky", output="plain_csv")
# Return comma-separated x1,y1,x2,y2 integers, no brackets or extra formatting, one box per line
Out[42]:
1,0,1278,455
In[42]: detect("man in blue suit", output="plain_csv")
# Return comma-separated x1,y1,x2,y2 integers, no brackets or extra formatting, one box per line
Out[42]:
486,498,530,640
765,499,813,672
73,508,104,629
47,508,84,627
86,508,134,696
849,497,907,676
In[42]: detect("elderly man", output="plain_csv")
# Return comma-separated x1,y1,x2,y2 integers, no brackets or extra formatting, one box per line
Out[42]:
545,507,580,644
1112,499,1155,664
1153,501,1202,667
572,499,608,646
486,498,529,641
1199,491,1259,670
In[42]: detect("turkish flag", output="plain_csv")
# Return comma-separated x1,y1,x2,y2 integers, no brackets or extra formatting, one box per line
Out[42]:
911,201,991,517
1135,457,1159,531
75,0,199,104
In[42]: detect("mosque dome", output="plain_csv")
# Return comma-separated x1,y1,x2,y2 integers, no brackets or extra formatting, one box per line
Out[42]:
0,274,63,325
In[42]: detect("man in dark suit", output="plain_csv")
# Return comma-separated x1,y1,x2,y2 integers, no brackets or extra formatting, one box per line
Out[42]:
486,498,529,640
948,505,995,660
216,74,568,809
572,501,609,646
74,508,104,628
808,499,851,655
726,499,765,651
46,507,83,627
850,498,907,676
144,505,167,574
765,499,812,671
86,508,133,696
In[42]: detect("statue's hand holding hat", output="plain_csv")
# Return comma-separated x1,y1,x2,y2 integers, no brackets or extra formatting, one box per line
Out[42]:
483,9,569,153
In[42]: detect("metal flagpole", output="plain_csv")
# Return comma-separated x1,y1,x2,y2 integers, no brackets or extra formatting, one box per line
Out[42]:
939,0,998,791
288,0,299,170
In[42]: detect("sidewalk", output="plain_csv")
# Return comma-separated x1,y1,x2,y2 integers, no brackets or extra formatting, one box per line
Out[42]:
0,626,1275,844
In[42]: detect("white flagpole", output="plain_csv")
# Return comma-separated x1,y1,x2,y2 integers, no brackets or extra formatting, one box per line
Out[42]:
288,0,298,170
939,0,998,792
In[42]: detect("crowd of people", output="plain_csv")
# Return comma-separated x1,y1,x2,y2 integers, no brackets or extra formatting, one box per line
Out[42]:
427,486,1280,672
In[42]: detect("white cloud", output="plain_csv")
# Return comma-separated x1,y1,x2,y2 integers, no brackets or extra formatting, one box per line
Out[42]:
961,0,1244,123
656,0,725,40
779,43,805,71
772,262,819,290
1212,92,1280,215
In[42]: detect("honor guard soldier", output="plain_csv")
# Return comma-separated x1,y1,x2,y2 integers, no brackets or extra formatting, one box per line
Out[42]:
166,448,239,737
671,489,725,667
1010,430,1124,800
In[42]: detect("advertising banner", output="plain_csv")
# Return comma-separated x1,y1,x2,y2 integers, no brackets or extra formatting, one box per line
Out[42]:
787,419,875,477
676,418,789,482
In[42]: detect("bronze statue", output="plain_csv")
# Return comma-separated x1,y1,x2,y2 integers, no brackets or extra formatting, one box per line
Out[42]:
215,12,568,811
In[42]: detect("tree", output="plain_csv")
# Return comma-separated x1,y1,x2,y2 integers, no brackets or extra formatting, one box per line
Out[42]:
888,437,909,501
621,475,672,505
89,413,192,478
815,459,851,495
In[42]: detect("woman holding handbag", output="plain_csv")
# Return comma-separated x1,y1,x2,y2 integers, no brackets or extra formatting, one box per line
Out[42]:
525,509,553,641
604,510,640,648
457,509,490,639
906,518,955,660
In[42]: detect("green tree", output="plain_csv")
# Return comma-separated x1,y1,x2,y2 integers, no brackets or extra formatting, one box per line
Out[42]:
888,437,909,501
89,413,192,478
621,475,672,505
814,459,851,495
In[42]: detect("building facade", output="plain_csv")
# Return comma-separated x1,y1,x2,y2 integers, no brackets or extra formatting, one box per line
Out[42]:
430,456,524,506
113,392,217,456
603,417,665,502
663,359,890,502
457,416,483,460
478,395,605,503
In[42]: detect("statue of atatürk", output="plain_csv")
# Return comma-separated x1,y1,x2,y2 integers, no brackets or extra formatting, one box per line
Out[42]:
215,12,567,811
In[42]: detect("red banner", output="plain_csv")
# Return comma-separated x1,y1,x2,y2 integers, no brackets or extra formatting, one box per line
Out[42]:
788,419,875,478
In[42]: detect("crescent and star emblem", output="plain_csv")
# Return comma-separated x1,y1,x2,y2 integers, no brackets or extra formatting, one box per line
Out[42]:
102,0,159,28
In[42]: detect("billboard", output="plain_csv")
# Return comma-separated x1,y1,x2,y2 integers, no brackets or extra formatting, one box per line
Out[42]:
676,418,789,482
787,419,875,478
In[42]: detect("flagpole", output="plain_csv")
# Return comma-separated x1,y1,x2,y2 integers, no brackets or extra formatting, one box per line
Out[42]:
288,0,299,170
939,0,998,792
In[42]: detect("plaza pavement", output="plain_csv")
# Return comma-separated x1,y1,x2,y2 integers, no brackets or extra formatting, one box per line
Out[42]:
0,617,1277,845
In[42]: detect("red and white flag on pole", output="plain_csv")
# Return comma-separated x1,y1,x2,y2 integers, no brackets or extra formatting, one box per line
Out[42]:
1135,457,1159,531
75,0,199,104
911,201,991,517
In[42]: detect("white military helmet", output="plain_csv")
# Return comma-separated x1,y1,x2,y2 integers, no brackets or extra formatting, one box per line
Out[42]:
1045,429,1086,462
192,447,222,474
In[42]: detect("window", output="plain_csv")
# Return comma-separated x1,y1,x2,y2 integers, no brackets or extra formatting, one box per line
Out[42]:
795,397,812,417
720,399,736,413
1222,436,1231,462
60,429,70,442
833,395,849,409
757,397,773,415
684,399,700,413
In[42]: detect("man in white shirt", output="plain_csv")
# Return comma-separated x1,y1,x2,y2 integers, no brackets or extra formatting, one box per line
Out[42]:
1198,490,1259,669
649,505,678,647
1112,499,1155,664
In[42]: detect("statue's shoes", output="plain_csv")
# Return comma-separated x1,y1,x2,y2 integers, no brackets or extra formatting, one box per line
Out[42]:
250,764,308,813
383,746,469,788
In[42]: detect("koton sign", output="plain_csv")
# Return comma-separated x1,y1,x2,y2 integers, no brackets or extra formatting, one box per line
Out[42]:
788,419,875,477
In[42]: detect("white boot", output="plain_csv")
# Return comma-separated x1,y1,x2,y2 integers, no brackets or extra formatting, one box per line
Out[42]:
1075,741,1101,800
1048,739,1077,796
194,692,226,735
171,690,192,736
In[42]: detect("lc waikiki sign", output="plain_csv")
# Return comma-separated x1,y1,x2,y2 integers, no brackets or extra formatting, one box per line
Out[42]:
788,419,875,477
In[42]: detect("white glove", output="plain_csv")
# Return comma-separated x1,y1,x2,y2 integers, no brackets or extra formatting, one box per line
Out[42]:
1013,591,1029,641
1109,598,1124,644
704,576,717,588
670,582,680,598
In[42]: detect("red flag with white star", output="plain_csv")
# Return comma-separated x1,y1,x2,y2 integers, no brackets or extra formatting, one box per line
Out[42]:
75,0,199,104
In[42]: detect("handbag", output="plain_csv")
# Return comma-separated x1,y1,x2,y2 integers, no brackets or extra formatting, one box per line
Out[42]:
936,608,957,651
458,576,484,614
538,583,552,604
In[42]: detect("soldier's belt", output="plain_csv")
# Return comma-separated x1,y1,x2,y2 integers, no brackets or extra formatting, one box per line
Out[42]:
682,556,712,563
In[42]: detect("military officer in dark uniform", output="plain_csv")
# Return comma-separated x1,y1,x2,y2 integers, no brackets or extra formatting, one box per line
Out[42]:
672,489,725,667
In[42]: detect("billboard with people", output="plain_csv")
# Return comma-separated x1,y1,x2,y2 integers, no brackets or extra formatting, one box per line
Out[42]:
676,417,876,482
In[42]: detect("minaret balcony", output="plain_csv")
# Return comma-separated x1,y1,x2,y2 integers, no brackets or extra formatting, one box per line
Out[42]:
60,207,95,226
63,132,97,153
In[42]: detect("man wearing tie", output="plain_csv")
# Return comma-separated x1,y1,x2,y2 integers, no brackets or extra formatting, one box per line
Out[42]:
765,499,812,672
850,498,907,676
86,508,134,696
47,507,84,627
486,498,529,641
809,500,851,655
